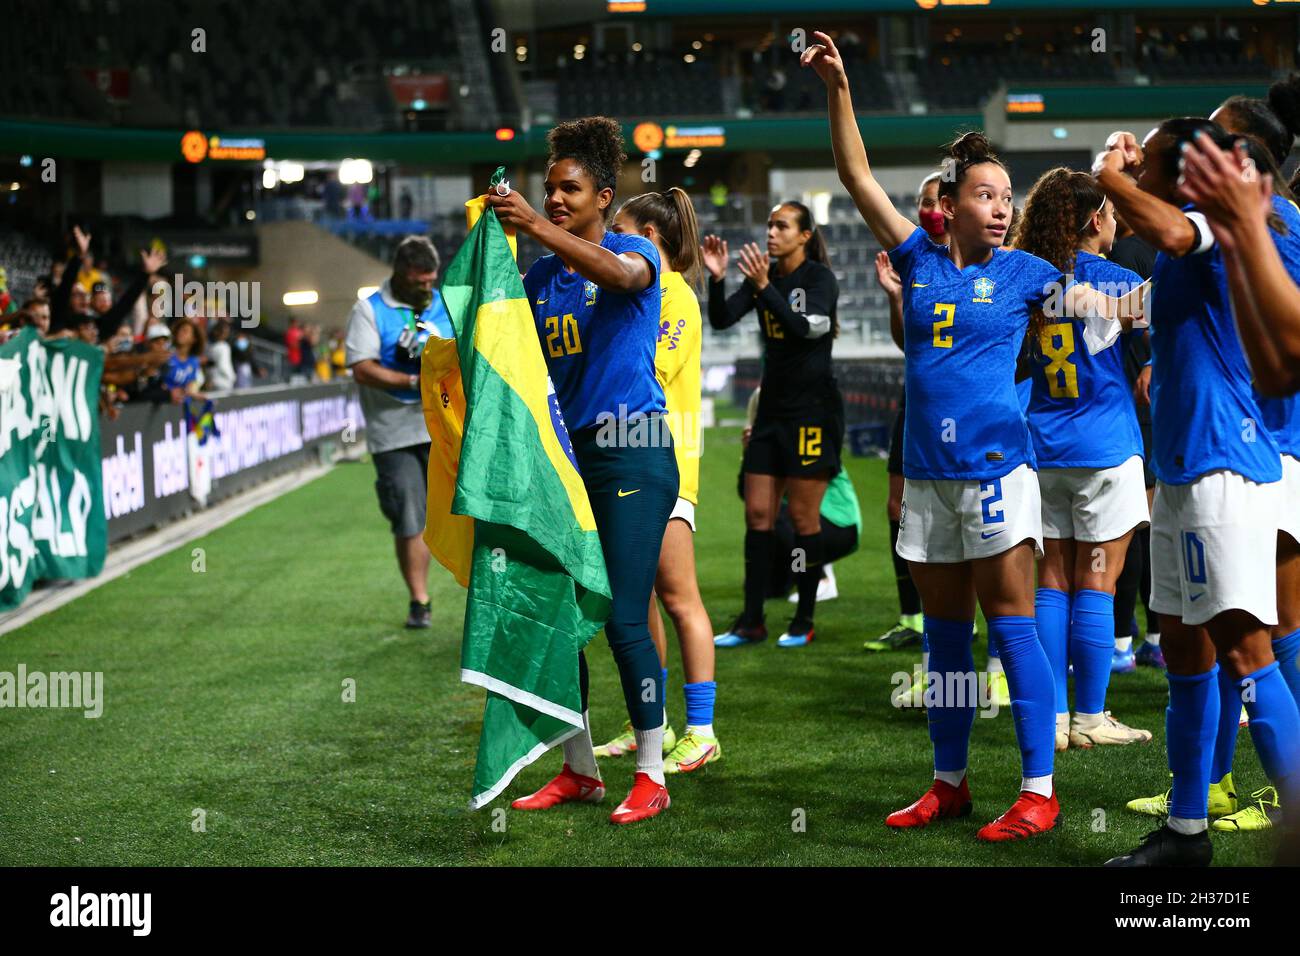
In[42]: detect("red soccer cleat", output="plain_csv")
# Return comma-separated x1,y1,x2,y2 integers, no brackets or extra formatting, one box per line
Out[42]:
977,790,1059,842
510,765,605,811
885,777,973,829
609,772,671,824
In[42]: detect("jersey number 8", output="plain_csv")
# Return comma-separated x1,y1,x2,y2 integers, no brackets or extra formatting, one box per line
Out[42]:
544,314,583,358
1040,323,1079,399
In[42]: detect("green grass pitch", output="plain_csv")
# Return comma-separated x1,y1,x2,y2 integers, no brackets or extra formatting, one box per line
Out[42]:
0,424,1273,866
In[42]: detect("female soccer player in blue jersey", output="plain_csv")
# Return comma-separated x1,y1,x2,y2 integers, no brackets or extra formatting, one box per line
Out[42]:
1010,169,1153,752
804,31,1146,842
1095,119,1300,866
1122,96,1300,839
705,200,842,649
487,117,679,824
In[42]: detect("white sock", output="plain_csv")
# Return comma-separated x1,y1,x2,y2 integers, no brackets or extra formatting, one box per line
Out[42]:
1022,774,1053,797
635,726,665,784
987,655,1004,675
1074,711,1103,730
1146,632,1161,647
1167,815,1208,835
1056,712,1069,732
685,723,714,739
935,768,966,788
562,710,600,780
1115,636,1133,652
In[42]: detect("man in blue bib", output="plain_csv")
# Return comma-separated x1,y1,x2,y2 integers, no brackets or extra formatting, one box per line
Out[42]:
345,236,453,628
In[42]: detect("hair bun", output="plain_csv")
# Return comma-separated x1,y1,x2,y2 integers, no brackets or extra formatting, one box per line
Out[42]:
1268,74,1300,139
946,131,996,165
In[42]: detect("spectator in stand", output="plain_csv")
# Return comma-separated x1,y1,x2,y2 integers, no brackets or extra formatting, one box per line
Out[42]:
90,280,113,318
206,319,236,391
231,328,266,388
399,189,414,220
71,313,100,346
164,317,206,401
323,171,345,218
284,315,304,377
329,328,347,377
0,267,15,316
19,300,50,337
300,322,318,381
50,226,166,338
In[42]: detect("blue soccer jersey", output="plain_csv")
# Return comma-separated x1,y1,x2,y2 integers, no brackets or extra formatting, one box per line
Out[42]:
522,231,666,432
1257,199,1300,458
1027,251,1144,469
888,226,1061,480
1149,202,1283,485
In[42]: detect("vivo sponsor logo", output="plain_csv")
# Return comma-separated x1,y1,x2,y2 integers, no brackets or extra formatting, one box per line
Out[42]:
0,664,103,718
102,432,146,519
0,337,94,458
209,400,303,478
152,421,189,498
50,886,150,936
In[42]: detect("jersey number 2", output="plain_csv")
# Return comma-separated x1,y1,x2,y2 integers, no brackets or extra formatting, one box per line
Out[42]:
932,303,955,348
544,314,583,357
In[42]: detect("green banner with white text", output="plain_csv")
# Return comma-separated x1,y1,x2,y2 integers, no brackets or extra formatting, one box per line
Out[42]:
0,327,107,610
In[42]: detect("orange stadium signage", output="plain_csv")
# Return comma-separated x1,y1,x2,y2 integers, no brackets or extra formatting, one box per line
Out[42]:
633,122,664,152
180,131,267,163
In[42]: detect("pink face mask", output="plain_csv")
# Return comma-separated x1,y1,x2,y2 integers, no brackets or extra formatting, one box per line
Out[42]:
919,209,947,240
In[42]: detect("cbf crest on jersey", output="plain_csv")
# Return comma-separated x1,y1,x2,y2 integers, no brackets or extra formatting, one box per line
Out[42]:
973,277,994,303
583,279,599,307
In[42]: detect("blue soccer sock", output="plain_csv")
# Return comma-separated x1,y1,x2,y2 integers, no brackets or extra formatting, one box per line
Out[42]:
924,616,978,776
1211,665,1241,784
1071,589,1115,716
989,615,1056,781
1273,628,1300,708
683,680,716,733
1167,667,1219,823
1035,588,1071,716
1238,661,1300,810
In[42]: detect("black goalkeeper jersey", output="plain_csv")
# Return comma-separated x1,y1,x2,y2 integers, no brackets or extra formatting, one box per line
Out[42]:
707,258,839,419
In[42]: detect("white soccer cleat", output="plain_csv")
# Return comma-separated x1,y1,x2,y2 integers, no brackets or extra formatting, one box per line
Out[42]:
1069,712,1153,748
787,563,838,603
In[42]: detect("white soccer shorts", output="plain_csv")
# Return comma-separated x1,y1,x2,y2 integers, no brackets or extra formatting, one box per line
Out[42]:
897,463,1043,563
669,496,696,532
1281,455,1300,546
1149,470,1280,627
1039,454,1150,543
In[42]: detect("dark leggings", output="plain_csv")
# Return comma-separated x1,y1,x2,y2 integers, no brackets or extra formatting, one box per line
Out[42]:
572,423,678,731
1114,524,1153,638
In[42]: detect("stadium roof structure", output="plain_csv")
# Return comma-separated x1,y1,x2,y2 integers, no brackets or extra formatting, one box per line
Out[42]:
0,83,1268,164
607,0,1281,13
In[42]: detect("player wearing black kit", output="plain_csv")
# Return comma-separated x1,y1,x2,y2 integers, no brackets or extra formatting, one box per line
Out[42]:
706,200,842,648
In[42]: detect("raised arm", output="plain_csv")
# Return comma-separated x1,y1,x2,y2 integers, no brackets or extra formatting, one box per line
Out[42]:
1178,133,1300,395
1093,135,1199,256
702,235,756,330
802,31,915,250
874,251,905,350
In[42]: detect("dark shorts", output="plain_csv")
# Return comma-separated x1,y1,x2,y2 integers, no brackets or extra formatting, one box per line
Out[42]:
373,442,430,538
743,403,844,479
887,388,906,476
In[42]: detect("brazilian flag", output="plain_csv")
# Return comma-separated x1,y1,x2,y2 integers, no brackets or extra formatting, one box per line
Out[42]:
423,168,610,809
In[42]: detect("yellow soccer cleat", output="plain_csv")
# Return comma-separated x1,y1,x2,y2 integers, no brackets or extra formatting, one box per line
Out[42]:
1212,786,1280,833
593,720,677,758
663,729,722,775
987,670,1010,709
1125,773,1238,818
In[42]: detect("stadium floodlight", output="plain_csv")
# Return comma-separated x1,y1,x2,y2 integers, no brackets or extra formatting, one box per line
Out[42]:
282,291,319,306
278,161,305,184
339,159,373,185
357,286,379,300
262,168,279,189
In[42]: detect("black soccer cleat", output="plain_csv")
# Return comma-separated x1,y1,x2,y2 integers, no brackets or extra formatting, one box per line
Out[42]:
405,600,432,629
1104,826,1212,867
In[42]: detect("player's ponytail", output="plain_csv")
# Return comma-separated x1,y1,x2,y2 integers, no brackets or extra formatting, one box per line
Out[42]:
618,187,705,292
1010,167,1104,276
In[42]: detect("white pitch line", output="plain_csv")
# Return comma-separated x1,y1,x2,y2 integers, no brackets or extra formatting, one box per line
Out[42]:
0,462,337,637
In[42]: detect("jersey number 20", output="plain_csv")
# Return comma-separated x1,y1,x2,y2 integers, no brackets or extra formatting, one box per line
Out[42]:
544,314,583,357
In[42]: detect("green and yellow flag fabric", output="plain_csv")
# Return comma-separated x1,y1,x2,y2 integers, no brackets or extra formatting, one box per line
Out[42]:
422,167,610,809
